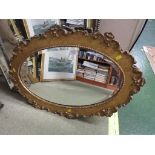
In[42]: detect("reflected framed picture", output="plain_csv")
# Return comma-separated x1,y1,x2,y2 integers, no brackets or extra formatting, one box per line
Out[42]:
40,47,79,81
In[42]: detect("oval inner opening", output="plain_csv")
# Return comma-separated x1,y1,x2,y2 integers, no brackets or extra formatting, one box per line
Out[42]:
20,46,123,106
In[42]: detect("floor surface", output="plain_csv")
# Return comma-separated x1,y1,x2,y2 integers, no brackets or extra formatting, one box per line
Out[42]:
119,19,155,135
0,77,109,135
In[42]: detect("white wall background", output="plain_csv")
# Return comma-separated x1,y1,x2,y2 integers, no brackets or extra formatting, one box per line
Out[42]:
99,19,146,51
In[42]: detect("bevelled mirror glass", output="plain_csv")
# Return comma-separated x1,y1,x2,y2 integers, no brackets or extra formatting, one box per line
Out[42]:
20,47,123,106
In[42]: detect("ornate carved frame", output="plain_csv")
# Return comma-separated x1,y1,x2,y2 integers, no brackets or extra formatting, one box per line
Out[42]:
9,25,145,119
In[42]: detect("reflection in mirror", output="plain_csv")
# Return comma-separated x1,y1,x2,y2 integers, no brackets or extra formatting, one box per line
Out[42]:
20,47,123,106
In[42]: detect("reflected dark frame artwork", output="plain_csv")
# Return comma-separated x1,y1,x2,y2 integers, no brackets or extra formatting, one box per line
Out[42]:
9,25,145,119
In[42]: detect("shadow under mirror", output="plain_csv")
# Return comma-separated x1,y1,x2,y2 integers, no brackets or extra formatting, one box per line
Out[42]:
20,47,123,106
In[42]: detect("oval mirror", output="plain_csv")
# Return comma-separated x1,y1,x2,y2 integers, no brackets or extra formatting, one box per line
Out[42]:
20,47,123,106
9,26,145,118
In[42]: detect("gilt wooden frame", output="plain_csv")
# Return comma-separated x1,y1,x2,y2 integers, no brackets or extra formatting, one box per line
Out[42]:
9,25,145,119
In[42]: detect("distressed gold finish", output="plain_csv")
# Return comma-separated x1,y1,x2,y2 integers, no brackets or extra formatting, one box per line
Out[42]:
9,25,145,119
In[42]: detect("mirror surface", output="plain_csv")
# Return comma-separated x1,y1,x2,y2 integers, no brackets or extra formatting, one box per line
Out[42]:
20,47,123,106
